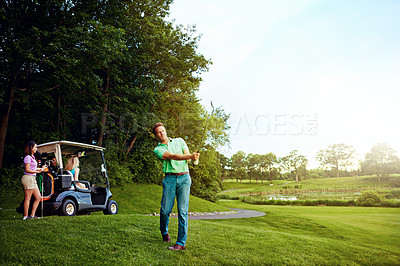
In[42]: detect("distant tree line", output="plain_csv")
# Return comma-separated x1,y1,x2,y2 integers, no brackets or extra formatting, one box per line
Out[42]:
0,0,229,201
227,143,400,183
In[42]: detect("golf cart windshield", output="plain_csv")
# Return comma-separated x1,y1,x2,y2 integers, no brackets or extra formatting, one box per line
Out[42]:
38,141,109,188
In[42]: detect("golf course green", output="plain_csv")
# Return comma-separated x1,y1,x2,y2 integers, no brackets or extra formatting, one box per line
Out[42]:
1,180,399,265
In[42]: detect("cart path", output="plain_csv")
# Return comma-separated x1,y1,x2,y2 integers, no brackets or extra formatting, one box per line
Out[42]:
168,208,266,220
190,208,265,220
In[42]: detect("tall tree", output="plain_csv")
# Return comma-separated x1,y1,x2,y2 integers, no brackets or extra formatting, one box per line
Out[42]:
361,143,400,180
0,0,214,165
245,153,260,184
216,151,229,182
316,144,356,177
0,0,121,166
0,0,231,202
189,145,223,202
231,151,246,183
0,0,65,167
281,150,308,183
260,153,279,184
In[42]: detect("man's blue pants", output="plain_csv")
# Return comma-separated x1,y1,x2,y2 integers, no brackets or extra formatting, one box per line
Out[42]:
160,173,191,246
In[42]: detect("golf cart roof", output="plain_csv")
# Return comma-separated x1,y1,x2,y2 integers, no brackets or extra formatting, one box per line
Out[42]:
38,141,105,152
37,141,105,169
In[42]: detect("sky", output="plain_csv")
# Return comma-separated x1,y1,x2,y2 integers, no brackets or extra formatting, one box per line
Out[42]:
168,0,400,168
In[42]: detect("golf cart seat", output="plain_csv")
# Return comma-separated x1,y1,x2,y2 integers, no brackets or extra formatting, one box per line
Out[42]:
60,170,74,190
60,170,90,191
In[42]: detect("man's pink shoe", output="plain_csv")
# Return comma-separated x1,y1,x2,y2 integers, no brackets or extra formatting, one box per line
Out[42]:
168,244,186,250
162,233,171,242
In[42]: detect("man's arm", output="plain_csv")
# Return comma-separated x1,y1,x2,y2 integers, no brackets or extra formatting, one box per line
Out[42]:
183,149,191,162
162,150,199,161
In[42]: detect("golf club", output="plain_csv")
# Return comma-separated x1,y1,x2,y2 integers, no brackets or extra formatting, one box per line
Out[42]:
41,177,43,218
193,101,215,165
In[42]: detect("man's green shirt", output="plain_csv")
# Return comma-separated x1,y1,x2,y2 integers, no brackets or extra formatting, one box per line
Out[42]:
154,138,189,173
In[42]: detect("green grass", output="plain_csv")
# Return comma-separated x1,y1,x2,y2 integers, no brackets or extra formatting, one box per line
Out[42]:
220,176,400,202
1,182,400,265
111,183,232,214
0,183,232,214
221,179,288,191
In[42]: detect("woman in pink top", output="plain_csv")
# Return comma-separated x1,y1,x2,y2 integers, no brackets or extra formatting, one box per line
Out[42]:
21,141,46,220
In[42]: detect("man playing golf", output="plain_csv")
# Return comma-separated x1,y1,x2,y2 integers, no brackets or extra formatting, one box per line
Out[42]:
153,123,200,250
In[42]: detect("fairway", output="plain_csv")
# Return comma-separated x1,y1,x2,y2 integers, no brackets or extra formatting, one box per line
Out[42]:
2,0,400,265
1,200,399,265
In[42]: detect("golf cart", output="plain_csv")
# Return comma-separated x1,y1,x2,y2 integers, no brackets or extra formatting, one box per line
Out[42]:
16,141,118,216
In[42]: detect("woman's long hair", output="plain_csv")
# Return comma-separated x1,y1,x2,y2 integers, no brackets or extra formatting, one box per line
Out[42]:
23,141,36,156
65,156,79,170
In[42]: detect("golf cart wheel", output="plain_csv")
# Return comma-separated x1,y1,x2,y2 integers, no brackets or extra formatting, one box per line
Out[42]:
103,200,118,215
60,199,76,216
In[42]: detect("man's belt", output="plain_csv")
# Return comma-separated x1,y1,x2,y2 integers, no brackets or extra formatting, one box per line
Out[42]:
165,172,189,176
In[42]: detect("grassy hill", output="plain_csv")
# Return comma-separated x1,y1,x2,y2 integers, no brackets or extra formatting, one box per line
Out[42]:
1,180,400,265
110,183,232,214
0,183,231,214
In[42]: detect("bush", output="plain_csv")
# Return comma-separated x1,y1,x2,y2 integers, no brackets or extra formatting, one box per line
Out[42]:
107,160,134,186
0,167,23,198
357,191,382,207
380,201,400,207
240,197,400,207
384,190,400,199
347,200,357,206
218,194,240,200
390,178,400,188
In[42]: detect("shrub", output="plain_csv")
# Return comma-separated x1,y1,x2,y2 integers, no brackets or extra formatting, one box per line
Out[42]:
380,201,400,207
390,178,400,188
218,194,240,200
106,161,134,186
304,200,315,206
0,167,23,198
357,191,382,207
347,200,357,206
384,190,400,199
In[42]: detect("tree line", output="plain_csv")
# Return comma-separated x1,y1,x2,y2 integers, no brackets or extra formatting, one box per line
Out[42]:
227,143,400,183
0,0,229,201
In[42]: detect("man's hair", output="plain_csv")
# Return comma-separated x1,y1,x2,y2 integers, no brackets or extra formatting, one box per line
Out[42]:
152,123,164,135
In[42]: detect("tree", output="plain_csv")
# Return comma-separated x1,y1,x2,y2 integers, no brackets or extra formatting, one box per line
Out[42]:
0,0,76,167
281,150,308,183
216,151,229,182
0,0,212,162
260,153,279,184
0,0,231,203
245,153,261,184
231,151,246,183
361,143,400,180
0,0,129,166
189,146,223,202
316,144,356,177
